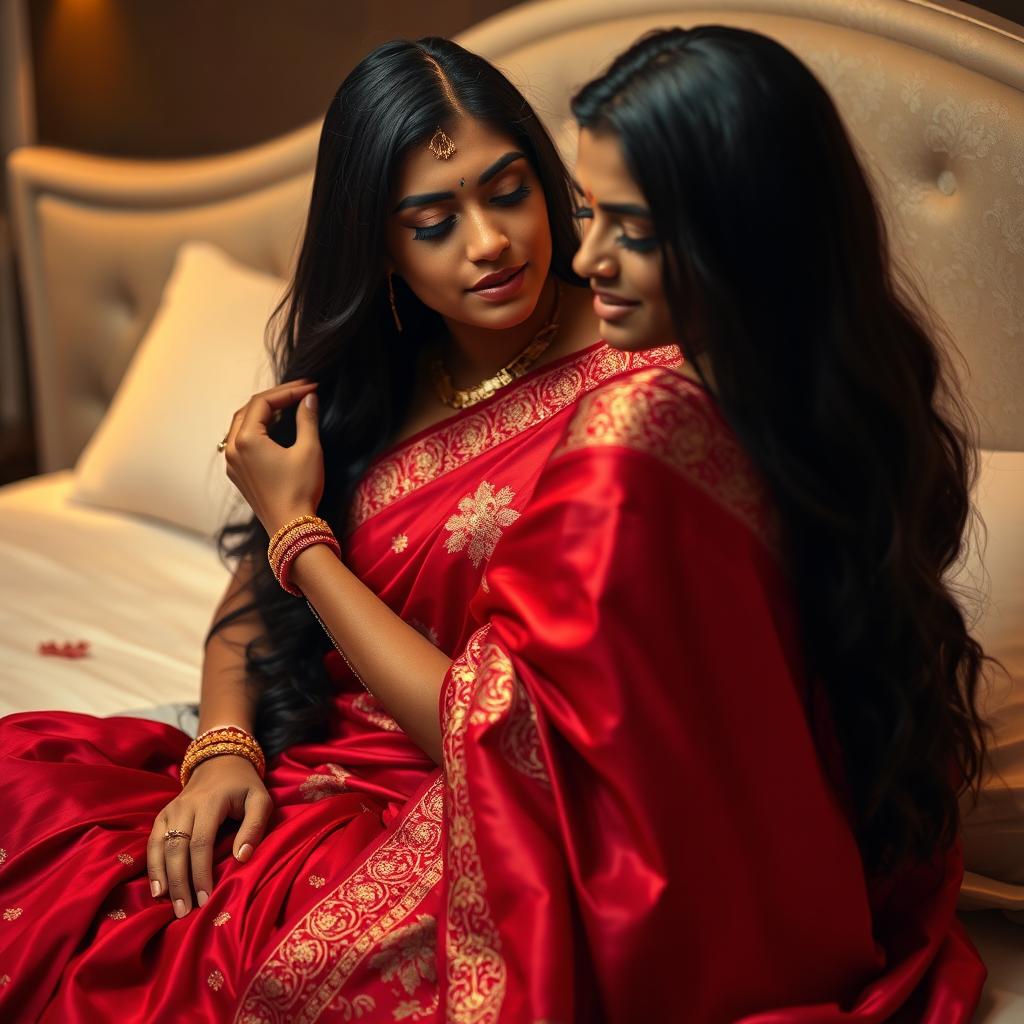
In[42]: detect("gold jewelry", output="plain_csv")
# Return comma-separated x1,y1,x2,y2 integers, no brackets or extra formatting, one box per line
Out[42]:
428,126,456,160
388,272,403,333
431,280,562,410
216,434,228,453
267,514,324,561
179,729,266,788
163,830,192,841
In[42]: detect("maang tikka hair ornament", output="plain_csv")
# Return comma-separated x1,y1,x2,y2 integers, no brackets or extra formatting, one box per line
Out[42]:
429,126,456,160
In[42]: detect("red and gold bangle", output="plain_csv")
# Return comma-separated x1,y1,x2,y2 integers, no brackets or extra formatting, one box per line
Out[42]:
179,727,265,788
268,524,334,575
276,532,341,596
267,515,327,562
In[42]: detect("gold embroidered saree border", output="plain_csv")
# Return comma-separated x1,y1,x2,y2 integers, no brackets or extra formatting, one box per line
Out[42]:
234,776,445,1024
348,345,680,532
554,368,780,551
442,624,508,1024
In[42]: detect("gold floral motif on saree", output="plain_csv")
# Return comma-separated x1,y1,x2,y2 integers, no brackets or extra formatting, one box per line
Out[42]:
214,912,232,927
208,969,226,991
2,908,22,922
444,482,520,567
350,693,403,733
443,624,507,1024
555,369,779,550
0,848,7,867
368,913,437,996
116,852,135,866
234,779,444,1024
349,345,680,532
107,909,127,921
300,764,352,802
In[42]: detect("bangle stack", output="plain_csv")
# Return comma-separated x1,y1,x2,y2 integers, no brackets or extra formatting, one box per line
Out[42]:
267,514,341,596
180,725,265,788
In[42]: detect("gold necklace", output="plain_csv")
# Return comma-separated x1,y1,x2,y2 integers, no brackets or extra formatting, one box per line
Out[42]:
431,281,562,410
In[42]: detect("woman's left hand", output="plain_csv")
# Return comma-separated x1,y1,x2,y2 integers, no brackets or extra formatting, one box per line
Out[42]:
223,379,324,536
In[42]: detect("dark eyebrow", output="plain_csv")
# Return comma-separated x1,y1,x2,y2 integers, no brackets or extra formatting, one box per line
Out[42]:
478,151,526,185
570,180,650,219
600,201,652,219
394,190,455,213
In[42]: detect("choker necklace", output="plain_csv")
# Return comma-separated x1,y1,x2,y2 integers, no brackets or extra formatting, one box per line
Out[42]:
431,281,562,410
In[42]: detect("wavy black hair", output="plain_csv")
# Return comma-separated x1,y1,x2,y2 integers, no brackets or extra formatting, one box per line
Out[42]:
210,37,583,758
572,26,988,874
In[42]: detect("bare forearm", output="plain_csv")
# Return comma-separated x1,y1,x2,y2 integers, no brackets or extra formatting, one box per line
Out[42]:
289,545,451,762
198,560,261,735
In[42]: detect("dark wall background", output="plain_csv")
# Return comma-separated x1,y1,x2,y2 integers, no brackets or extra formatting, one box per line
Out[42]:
28,0,524,158
29,0,1023,159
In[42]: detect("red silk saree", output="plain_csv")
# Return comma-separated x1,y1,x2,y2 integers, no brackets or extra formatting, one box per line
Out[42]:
436,367,986,1022
0,342,677,1023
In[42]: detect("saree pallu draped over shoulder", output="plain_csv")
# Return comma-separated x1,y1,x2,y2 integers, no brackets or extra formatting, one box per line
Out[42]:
0,342,679,1023
436,368,986,1023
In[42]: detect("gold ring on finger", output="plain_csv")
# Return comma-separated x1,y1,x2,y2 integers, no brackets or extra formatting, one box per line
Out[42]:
163,830,192,841
216,434,229,453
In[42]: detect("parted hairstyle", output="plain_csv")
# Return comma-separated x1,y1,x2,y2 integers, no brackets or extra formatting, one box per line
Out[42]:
572,26,988,874
209,37,583,757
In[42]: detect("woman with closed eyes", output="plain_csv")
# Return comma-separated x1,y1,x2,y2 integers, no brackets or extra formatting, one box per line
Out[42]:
0,37,678,1021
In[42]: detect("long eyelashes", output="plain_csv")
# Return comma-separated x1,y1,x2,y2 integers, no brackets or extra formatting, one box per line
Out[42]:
411,184,533,242
413,217,456,241
490,184,532,207
618,235,658,253
574,206,656,253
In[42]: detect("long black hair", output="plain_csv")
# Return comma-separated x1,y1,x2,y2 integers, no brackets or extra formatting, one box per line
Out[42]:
210,37,583,757
573,26,988,874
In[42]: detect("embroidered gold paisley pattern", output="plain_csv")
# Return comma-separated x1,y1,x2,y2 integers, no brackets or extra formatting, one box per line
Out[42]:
107,909,127,921
208,969,225,992
368,913,437,995
444,482,520,567
234,779,444,1024
443,625,507,1024
556,369,778,550
116,852,135,866
300,764,351,802
2,908,22,922
349,345,679,530
0,848,6,867
214,912,232,927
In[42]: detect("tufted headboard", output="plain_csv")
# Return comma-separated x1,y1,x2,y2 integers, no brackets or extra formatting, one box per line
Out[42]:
7,0,1024,470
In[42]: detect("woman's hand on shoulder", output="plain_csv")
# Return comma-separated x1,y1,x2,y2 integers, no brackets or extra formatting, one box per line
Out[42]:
223,379,325,536
146,755,273,918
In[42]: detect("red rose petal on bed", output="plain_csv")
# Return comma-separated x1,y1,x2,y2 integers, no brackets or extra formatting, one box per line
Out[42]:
38,640,91,658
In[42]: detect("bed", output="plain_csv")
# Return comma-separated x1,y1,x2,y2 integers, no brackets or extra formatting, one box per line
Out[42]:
4,0,1023,1016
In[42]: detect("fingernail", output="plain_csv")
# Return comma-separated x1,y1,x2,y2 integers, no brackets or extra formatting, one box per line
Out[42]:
150,879,161,898
173,899,187,918
237,843,253,862
197,890,209,907
304,393,317,409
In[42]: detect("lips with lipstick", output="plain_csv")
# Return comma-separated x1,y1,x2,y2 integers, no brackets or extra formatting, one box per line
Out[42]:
593,289,641,322
468,263,529,302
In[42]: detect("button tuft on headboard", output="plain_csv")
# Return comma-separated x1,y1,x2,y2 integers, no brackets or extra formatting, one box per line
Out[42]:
936,169,958,196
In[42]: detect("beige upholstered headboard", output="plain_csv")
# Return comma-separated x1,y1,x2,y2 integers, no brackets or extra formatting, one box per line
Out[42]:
7,0,1024,470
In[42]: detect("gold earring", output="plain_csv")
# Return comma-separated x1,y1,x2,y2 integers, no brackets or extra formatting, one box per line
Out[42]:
388,272,403,333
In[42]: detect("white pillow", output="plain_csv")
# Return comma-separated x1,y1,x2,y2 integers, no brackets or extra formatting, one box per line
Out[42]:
957,449,1024,918
72,242,285,537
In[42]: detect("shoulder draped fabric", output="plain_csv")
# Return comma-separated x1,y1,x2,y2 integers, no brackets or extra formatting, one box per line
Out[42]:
436,368,986,1022
0,342,679,1023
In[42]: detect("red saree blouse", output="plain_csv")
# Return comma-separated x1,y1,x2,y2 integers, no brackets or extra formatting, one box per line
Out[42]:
0,342,677,1023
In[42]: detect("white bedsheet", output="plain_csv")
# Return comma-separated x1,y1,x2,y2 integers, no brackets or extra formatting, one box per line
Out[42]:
0,471,229,716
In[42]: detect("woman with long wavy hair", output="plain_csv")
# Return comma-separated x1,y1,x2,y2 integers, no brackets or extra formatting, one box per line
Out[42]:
0,37,677,1021
432,26,990,1022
